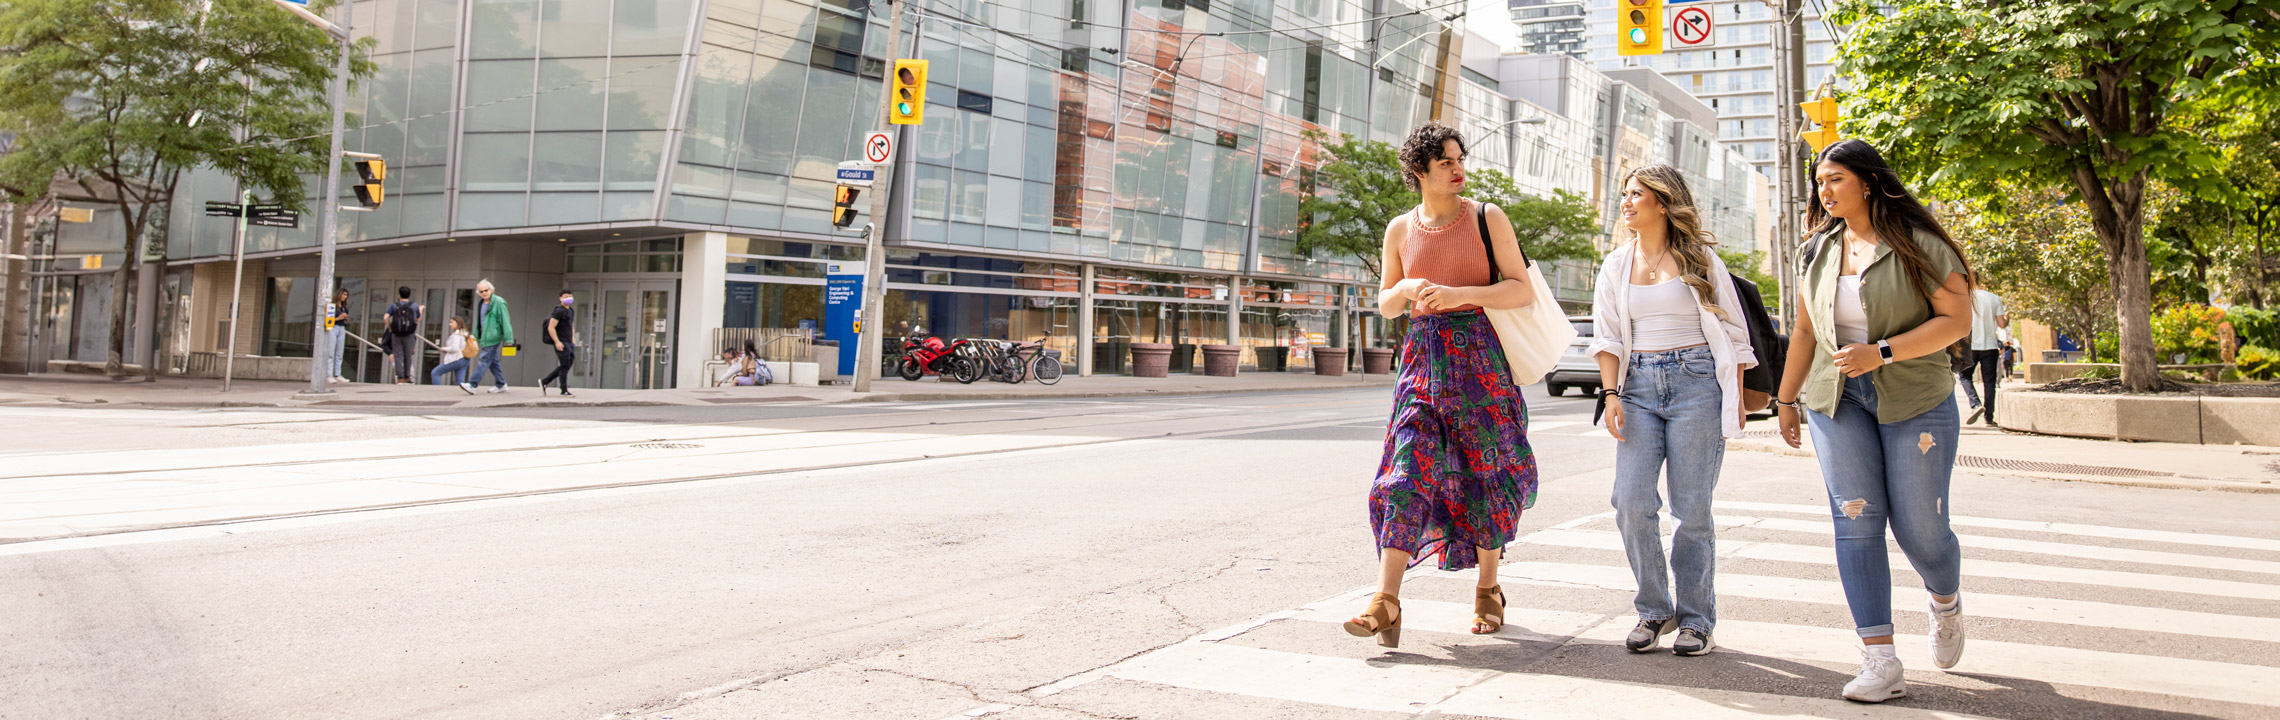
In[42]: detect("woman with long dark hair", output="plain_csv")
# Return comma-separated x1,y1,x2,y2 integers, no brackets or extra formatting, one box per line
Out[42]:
1590,164,1755,657
1773,138,1975,702
1343,122,1540,647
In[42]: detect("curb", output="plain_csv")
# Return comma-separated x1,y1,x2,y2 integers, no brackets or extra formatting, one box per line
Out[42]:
1724,438,2280,494
842,381,1391,404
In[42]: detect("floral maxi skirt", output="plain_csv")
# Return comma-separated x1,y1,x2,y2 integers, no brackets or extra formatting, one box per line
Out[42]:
1370,309,1539,571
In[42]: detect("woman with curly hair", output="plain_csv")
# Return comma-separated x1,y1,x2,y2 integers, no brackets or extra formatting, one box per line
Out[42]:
1343,122,1541,647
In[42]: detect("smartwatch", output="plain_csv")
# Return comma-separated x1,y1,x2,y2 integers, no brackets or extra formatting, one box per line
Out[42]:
1877,340,1894,362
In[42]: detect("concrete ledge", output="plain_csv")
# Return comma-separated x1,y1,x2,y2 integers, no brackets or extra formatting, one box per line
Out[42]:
2001,389,2280,445
2025,362,2111,384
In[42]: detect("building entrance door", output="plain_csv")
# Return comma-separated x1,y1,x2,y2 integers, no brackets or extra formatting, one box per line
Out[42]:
583,280,677,389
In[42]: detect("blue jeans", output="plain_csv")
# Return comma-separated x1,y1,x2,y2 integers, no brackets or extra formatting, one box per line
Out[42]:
430,358,468,386
1804,373,1963,638
326,326,346,378
1612,346,1726,633
466,345,506,388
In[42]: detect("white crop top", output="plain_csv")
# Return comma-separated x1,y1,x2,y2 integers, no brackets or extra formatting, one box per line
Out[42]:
1628,279,1710,352
1834,274,1870,346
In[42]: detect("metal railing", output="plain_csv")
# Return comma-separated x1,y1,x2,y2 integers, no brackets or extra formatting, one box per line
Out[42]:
710,328,815,363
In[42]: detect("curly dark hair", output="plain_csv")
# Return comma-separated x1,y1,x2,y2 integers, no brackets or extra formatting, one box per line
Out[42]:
1397,122,1467,191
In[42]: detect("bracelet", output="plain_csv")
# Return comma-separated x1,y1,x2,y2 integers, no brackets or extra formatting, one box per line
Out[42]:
1592,388,1623,426
1772,398,1801,409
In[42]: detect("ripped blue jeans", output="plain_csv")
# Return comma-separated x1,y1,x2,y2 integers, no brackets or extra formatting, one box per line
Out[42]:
1803,373,1963,639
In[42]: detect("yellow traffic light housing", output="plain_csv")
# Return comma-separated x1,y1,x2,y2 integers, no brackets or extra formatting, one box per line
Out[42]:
1799,96,1841,153
831,184,862,228
889,59,928,125
352,156,386,207
1618,0,1663,56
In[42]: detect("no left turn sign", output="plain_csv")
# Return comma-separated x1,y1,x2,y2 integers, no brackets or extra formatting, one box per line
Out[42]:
1673,6,1713,46
864,132,894,164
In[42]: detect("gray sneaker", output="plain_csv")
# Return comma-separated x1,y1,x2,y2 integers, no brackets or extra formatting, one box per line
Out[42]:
1624,617,1677,653
1672,628,1715,656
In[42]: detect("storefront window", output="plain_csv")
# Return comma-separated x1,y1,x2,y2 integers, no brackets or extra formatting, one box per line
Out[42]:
261,277,316,357
724,280,824,331
881,289,1078,366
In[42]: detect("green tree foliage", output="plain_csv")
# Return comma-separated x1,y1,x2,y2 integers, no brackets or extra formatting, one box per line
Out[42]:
0,0,368,377
1294,130,1600,281
1947,188,2115,362
1836,0,2280,391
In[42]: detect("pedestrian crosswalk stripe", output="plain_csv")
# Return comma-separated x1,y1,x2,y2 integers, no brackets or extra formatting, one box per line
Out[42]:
1492,556,2280,643
1101,634,2010,720
1527,524,2280,604
1717,500,2280,553
1726,515,2280,578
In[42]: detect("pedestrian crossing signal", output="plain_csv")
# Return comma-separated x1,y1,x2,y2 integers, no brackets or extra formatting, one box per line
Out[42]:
889,60,927,125
352,157,386,207
832,184,861,228
1799,96,1842,153
1618,0,1663,56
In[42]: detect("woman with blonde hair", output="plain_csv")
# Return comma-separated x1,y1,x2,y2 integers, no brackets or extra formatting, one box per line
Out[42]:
1343,122,1541,647
1589,164,1755,657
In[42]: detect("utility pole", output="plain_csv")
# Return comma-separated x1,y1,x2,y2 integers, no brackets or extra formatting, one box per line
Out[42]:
265,0,353,396
224,188,251,391
853,0,908,393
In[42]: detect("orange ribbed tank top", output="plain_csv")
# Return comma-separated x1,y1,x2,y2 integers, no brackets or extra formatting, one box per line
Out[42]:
1400,198,1491,314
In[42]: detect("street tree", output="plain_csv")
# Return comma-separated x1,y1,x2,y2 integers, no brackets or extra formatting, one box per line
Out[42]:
1295,130,1600,280
0,0,365,378
1948,188,2116,362
1836,0,2280,392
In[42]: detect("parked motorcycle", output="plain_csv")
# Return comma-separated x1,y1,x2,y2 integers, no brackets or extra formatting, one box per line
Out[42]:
895,335,981,383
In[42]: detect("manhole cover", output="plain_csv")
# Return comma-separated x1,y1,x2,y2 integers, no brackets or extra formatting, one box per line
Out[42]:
630,442,701,450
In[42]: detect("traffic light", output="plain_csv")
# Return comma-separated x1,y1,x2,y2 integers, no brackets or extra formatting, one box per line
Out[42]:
831,184,861,228
889,59,928,125
352,156,386,207
1799,96,1841,153
1617,0,1663,56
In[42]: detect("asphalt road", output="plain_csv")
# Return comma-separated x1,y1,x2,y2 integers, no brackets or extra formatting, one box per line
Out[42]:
1,386,2273,720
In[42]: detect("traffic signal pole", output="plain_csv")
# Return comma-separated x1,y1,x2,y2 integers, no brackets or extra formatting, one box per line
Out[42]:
1780,0,1807,331
852,0,907,393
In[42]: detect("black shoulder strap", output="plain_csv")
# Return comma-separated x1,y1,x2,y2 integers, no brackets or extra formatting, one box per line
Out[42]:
1473,201,1529,283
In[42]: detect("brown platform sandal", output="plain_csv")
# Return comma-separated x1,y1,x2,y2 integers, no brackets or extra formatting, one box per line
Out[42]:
1342,592,1403,648
1472,585,1505,634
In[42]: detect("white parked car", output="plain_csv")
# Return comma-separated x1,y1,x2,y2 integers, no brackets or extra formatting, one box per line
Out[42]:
1544,316,1600,397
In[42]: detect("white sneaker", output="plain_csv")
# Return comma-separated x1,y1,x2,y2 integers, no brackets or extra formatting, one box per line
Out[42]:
1843,646,1906,703
1930,597,1965,669
458,382,475,395
485,386,504,394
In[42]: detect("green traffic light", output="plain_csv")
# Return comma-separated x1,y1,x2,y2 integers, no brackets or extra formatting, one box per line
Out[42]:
897,102,913,116
1629,27,1647,45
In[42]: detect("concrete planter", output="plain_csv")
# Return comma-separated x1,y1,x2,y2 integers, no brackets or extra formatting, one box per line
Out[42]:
1199,345,1241,377
1312,348,1349,376
2000,389,2280,445
1129,343,1173,378
1361,347,1396,375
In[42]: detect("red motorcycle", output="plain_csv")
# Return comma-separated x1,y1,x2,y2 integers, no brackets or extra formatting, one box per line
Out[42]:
896,335,981,383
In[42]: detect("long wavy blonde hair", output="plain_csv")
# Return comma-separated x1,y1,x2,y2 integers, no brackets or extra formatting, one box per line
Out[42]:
1621,164,1725,319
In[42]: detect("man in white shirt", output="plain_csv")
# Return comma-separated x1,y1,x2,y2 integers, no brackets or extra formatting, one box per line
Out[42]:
1960,279,2009,425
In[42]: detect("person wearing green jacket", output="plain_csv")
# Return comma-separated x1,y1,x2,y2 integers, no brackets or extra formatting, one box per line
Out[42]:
462,279,515,393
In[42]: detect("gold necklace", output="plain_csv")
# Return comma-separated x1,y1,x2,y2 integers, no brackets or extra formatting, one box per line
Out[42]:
1645,247,1672,282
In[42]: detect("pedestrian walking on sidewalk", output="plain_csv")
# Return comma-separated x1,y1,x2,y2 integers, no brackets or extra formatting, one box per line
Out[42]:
1774,139,1975,703
1958,279,2008,425
1590,165,1757,658
431,316,474,391
538,290,577,397
383,287,423,384
463,280,514,394
1345,122,1540,648
327,289,350,383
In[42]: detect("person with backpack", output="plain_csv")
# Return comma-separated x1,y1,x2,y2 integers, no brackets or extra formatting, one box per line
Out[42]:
430,316,474,392
383,286,423,384
1589,164,1756,658
462,279,514,393
538,290,577,397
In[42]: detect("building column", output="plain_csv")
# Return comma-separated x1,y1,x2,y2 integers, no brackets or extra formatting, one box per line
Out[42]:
676,231,728,389
1077,263,1094,377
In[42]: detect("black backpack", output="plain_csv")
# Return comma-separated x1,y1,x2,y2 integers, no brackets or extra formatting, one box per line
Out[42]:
387,302,419,337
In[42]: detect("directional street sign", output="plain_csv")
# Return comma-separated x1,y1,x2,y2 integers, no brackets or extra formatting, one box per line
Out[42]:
1673,6,1713,46
836,167,877,187
205,202,244,218
248,203,291,218
250,211,301,229
863,132,894,164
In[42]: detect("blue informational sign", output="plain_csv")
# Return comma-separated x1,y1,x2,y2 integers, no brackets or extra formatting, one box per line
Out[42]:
824,261,865,376
835,167,876,184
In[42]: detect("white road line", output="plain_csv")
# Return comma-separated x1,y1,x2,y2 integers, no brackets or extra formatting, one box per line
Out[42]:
1726,515,2280,578
1496,557,2280,642
1717,500,2280,553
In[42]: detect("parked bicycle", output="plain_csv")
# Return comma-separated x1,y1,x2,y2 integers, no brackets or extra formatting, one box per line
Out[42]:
978,330,1063,385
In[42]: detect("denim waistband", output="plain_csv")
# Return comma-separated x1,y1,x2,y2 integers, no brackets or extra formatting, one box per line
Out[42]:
1628,345,1713,367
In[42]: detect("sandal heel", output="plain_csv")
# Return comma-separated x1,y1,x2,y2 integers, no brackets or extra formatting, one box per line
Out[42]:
1377,625,1401,648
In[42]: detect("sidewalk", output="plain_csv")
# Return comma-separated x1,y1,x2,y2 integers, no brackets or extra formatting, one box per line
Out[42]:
1725,383,2280,494
0,370,1398,410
